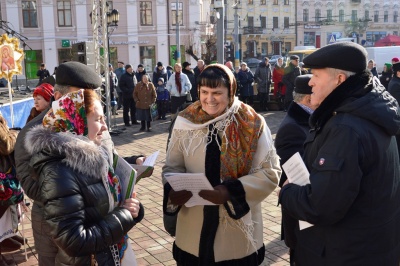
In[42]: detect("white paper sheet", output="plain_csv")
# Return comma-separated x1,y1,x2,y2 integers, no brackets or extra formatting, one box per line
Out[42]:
113,155,137,200
282,152,314,230
164,173,216,207
143,150,159,166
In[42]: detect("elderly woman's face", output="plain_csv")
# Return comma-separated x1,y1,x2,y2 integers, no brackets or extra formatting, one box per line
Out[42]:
199,85,229,118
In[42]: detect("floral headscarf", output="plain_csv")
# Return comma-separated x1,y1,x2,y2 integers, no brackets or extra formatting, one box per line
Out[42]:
42,89,88,136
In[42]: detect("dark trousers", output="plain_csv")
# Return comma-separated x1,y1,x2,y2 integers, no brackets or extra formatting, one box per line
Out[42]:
141,121,151,129
170,96,187,114
157,100,167,119
122,95,137,125
258,92,269,111
239,95,253,106
117,91,123,109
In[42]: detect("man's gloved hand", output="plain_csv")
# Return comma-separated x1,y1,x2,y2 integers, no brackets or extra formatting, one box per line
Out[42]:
169,189,193,206
199,185,230,205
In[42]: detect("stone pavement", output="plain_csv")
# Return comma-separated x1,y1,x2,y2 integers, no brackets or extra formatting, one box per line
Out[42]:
2,110,289,266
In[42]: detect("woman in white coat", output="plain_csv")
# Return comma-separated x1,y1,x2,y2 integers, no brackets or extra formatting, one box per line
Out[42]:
166,63,192,115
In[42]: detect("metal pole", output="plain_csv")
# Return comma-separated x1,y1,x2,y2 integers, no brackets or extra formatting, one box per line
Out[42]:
234,5,240,68
295,0,298,46
102,1,111,130
216,6,225,64
176,0,181,63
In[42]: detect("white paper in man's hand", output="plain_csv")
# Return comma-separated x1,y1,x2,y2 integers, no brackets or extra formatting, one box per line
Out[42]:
282,152,314,230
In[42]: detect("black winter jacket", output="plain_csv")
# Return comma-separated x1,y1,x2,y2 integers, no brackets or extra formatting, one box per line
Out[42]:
119,72,138,96
279,71,400,265
25,126,143,265
254,62,272,93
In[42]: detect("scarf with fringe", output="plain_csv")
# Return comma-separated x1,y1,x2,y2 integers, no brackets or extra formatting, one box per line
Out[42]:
168,97,263,180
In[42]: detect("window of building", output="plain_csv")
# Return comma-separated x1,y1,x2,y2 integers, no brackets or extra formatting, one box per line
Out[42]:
273,0,278,5
248,0,253,5
22,1,38,28
394,31,398,36
374,11,379,22
304,32,316,46
171,2,182,26
351,10,357,22
327,9,332,21
339,9,344,22
394,11,398,23
140,1,153,26
248,17,254,28
364,10,369,20
57,1,72,27
261,42,268,56
284,0,289,5
284,17,289,28
315,9,321,22
261,16,266,28
260,0,266,5
140,46,156,72
384,11,388,22
25,50,43,79
303,9,309,22
273,17,278,29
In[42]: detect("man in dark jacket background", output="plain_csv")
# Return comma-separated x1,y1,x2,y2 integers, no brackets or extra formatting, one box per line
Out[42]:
254,57,272,111
182,61,196,102
36,63,50,85
282,55,301,111
279,42,400,265
114,61,125,110
388,62,400,155
119,64,139,126
275,74,316,265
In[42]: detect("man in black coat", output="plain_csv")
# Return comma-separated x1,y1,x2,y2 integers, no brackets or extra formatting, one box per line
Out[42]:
279,42,400,265
388,62,400,155
275,74,315,265
119,64,139,126
36,63,50,85
282,56,301,111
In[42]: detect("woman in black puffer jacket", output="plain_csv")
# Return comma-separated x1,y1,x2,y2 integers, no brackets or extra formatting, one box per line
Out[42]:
25,89,143,266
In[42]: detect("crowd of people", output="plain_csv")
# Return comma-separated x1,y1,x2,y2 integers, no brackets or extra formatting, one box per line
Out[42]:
1,42,400,266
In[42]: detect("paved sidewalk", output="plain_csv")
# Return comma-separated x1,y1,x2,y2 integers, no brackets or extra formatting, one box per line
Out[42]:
3,110,289,266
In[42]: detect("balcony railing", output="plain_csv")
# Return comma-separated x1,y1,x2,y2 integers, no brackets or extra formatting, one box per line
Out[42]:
243,26,264,34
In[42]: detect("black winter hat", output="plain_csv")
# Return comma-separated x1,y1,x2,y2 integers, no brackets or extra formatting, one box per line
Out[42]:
157,62,163,67
56,62,102,89
295,74,313,94
303,42,367,73
138,64,144,68
290,55,299,60
393,62,400,73
182,62,191,69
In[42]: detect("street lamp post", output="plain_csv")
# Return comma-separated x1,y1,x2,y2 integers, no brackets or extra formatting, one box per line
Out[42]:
107,9,120,66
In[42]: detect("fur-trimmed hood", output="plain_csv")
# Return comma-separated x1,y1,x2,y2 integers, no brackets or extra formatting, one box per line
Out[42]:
25,125,108,178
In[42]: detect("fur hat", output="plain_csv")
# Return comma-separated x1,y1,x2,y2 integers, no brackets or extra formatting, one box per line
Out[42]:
294,74,313,94
56,62,102,89
303,42,367,73
33,83,54,102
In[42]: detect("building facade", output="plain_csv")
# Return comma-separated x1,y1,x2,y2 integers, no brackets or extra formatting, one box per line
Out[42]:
0,0,211,80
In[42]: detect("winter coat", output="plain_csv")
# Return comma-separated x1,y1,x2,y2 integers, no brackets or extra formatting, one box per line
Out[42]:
135,70,147,83
182,68,197,101
274,102,311,250
282,63,301,102
152,67,168,85
166,72,192,97
133,82,157,109
24,126,144,265
119,72,138,97
237,68,255,97
273,65,286,96
254,62,272,93
279,72,400,265
380,70,393,90
156,83,169,101
114,67,125,92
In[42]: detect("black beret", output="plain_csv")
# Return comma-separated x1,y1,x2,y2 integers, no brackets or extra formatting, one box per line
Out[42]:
295,74,313,94
56,62,102,89
290,55,299,60
303,42,367,73
393,62,400,73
